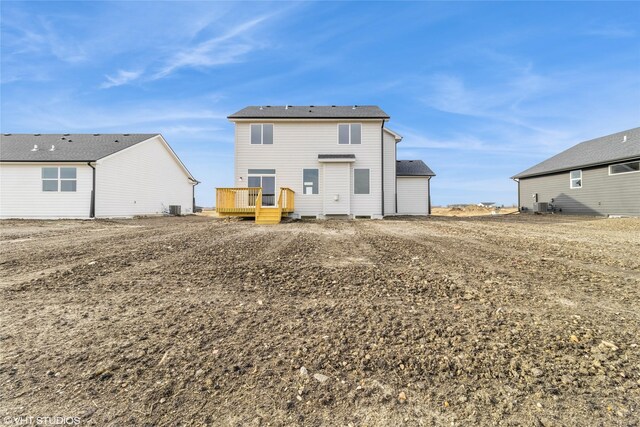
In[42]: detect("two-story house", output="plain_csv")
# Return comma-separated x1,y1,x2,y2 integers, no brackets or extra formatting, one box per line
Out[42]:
215,105,435,223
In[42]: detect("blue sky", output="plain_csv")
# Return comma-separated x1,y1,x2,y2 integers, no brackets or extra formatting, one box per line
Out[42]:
1,1,639,207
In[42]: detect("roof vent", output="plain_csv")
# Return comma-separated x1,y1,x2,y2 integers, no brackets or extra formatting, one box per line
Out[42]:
60,137,66,140
123,133,130,136
308,109,312,112
34,134,41,136
285,105,289,110
3,133,11,136
49,145,55,151
68,139,72,142
310,105,314,107
352,105,357,109
623,134,627,143
259,106,263,110
63,133,70,136
114,139,119,143
93,134,100,136
31,145,38,151
331,105,336,107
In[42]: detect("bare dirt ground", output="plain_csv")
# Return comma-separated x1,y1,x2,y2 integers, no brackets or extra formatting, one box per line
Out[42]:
1,215,639,426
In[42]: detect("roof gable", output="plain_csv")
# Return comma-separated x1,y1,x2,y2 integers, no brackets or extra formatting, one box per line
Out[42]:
513,127,640,179
228,105,389,119
0,133,158,162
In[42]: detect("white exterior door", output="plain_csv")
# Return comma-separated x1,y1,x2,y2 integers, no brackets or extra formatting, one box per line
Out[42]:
323,163,350,215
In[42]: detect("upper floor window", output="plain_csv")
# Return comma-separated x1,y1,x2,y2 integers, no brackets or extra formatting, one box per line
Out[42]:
42,167,77,192
569,170,582,189
609,161,639,175
251,124,273,145
338,124,361,145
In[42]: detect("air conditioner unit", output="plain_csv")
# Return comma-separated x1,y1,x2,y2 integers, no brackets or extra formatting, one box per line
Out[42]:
533,202,548,213
169,205,181,216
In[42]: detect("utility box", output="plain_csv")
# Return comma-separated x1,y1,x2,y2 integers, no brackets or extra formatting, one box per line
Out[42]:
169,205,181,216
533,202,548,213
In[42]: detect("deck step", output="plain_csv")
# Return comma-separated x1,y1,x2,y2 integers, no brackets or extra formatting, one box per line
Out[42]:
256,208,282,224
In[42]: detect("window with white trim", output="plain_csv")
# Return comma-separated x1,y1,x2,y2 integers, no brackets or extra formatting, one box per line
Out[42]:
303,169,319,195
569,170,582,189
338,124,361,144
609,161,639,175
42,167,77,192
250,124,273,144
354,168,370,194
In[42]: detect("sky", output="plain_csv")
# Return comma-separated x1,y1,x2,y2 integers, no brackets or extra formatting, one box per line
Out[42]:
1,1,639,207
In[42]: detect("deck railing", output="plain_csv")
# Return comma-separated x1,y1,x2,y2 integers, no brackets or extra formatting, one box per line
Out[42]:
216,187,261,213
255,189,263,218
278,188,295,212
216,187,295,214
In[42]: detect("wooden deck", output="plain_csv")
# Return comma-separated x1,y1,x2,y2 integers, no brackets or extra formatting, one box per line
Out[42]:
216,187,295,223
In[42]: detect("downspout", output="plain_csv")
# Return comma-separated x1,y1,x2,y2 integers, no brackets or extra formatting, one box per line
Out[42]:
381,120,385,216
87,162,96,218
512,178,520,211
394,142,398,214
191,179,200,213
427,177,432,215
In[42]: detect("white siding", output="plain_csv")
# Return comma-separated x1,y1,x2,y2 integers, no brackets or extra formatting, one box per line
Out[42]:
234,120,384,216
383,130,397,215
0,163,92,219
95,136,194,217
397,176,429,215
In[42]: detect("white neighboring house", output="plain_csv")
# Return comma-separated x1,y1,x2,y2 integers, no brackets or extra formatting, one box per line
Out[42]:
0,133,198,219
218,105,435,222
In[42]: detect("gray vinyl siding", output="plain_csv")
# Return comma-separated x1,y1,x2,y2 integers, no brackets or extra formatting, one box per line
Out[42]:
519,163,640,216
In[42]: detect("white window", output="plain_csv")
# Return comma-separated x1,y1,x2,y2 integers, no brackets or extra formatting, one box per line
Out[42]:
42,167,77,192
338,124,361,145
354,169,370,194
303,169,319,195
570,170,582,189
250,124,273,145
609,161,640,175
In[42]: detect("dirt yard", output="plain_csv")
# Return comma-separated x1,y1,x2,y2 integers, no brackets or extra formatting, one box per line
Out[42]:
1,215,639,426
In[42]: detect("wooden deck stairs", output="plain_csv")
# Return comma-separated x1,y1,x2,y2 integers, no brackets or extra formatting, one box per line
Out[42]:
256,207,283,224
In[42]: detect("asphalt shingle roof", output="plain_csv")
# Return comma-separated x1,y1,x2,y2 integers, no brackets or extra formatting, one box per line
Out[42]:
228,105,389,119
512,127,640,179
0,134,158,161
396,160,435,177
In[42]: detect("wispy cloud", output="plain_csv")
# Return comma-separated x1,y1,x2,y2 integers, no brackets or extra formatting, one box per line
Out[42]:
584,25,636,39
100,69,143,88
153,15,271,79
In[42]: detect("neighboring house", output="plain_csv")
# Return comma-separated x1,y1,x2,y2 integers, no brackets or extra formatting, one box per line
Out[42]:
216,105,435,223
396,160,435,215
512,127,639,216
0,133,198,219
477,202,496,208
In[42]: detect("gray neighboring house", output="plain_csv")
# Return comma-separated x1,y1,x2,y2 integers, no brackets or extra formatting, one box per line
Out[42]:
512,127,640,216
396,160,436,215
